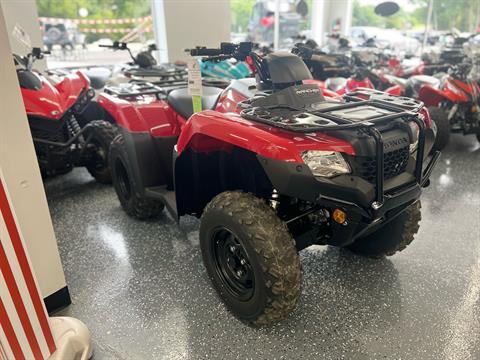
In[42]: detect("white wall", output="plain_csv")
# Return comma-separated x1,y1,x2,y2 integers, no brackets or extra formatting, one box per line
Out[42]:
156,0,231,62
310,0,353,44
1,0,46,70
0,2,67,299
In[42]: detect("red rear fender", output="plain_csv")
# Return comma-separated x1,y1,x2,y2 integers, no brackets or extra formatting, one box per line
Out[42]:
215,88,247,114
418,83,468,106
385,85,403,96
176,111,355,163
97,93,181,136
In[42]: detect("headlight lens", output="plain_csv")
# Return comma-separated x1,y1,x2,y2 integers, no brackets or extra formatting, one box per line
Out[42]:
87,88,95,99
301,151,351,178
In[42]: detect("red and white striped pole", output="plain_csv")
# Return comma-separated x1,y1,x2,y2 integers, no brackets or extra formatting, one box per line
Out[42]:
1,4,91,358
0,172,56,359
0,172,91,360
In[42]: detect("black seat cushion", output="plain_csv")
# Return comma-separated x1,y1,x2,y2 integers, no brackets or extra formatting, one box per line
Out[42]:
83,67,112,89
167,86,223,119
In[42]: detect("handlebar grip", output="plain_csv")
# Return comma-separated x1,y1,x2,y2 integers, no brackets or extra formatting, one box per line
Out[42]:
99,44,114,48
189,48,223,56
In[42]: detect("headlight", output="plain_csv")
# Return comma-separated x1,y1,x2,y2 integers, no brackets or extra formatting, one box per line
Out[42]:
86,88,95,99
301,151,351,178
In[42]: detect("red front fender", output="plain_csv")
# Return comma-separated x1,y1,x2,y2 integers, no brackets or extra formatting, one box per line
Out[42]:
176,111,355,162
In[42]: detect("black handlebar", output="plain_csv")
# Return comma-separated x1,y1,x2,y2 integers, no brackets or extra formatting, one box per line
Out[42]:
189,47,223,57
291,43,314,59
188,42,253,61
99,41,128,50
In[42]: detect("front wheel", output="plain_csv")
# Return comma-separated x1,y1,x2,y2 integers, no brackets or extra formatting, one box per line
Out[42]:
347,201,421,257
428,106,450,151
200,191,301,326
84,120,116,184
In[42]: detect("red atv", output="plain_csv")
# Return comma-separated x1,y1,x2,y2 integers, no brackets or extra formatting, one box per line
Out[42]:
383,62,480,150
102,42,439,326
291,46,397,97
15,48,116,182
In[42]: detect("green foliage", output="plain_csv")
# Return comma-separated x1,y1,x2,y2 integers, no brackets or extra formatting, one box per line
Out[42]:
352,0,421,29
409,0,479,32
37,0,152,41
352,1,384,27
230,0,313,33
231,0,256,32
353,0,479,32
37,0,151,19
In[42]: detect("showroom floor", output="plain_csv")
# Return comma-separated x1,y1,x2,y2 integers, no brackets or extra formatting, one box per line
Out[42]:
48,134,480,360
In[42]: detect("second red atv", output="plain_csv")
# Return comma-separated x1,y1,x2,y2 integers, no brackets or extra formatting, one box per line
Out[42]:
101,42,439,326
16,48,116,182
380,62,480,150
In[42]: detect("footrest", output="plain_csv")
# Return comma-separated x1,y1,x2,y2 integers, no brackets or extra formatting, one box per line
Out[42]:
145,186,177,219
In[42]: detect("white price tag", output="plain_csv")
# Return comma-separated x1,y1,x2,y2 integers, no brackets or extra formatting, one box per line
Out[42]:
187,59,203,97
12,24,31,52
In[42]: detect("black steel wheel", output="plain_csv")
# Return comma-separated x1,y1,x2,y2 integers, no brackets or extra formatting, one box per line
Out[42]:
211,228,255,302
114,156,131,200
200,191,301,326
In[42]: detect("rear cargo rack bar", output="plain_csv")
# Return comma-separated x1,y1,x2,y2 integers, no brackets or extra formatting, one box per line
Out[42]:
105,77,229,99
104,82,168,98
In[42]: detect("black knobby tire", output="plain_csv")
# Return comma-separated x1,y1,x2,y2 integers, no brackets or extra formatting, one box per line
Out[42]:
428,106,450,151
347,201,422,257
109,135,164,219
200,191,301,326
84,120,116,184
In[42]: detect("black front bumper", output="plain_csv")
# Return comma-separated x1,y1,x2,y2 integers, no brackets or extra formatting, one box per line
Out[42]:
258,124,440,247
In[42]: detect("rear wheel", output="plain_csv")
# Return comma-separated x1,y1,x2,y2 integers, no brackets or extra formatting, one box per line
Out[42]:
347,201,421,257
200,191,301,326
428,106,450,151
109,135,164,219
84,120,116,184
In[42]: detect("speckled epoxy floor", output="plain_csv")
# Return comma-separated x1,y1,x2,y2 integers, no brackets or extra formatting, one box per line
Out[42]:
46,134,480,360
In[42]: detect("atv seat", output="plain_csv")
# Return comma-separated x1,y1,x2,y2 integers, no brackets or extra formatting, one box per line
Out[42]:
167,86,223,119
83,67,112,90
